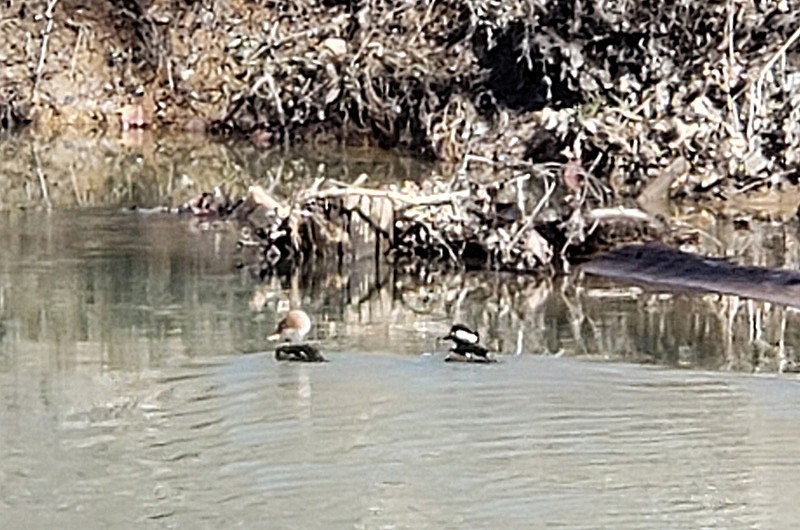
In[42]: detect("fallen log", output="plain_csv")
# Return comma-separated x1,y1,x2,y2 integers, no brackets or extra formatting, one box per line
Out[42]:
582,244,800,308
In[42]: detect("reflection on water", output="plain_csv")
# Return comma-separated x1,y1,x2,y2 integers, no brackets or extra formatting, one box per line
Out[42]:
0,134,431,210
3,211,800,528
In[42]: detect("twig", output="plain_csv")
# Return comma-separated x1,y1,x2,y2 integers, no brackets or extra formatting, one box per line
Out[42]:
585,207,658,224
343,206,392,239
463,154,495,166
725,0,741,133
415,218,460,265
237,238,262,248
300,184,470,208
33,0,59,98
757,25,800,83
748,25,800,147
507,179,556,250
250,72,287,145
32,149,52,210
69,163,83,206
66,19,88,81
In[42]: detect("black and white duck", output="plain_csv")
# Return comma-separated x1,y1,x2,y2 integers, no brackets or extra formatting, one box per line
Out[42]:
441,324,496,363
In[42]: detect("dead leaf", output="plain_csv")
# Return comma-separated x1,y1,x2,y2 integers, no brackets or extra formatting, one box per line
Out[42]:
322,37,347,59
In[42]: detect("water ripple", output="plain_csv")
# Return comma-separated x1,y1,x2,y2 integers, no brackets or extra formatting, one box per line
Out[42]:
4,311,800,528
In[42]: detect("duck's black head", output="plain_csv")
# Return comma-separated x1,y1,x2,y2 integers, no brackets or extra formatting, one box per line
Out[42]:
441,324,480,345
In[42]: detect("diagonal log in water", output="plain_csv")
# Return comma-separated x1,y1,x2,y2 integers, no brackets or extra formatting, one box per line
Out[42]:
582,243,800,308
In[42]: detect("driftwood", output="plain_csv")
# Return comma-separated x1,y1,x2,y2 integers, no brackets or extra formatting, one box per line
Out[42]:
582,244,800,309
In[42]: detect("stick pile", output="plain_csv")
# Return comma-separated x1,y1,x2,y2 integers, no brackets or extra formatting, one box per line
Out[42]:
180,175,665,276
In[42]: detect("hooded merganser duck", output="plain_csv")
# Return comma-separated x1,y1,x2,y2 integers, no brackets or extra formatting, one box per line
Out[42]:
444,342,496,363
269,309,327,362
269,309,312,343
441,324,496,363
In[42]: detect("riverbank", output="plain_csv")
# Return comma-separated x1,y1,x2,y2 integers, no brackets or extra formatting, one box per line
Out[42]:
4,1,800,207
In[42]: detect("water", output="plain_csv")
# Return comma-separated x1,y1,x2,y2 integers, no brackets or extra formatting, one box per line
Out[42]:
2,209,800,529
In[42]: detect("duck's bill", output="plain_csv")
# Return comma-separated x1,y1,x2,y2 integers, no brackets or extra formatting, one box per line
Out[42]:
267,332,281,341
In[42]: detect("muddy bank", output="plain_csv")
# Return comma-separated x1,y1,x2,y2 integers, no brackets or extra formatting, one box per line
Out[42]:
4,1,800,208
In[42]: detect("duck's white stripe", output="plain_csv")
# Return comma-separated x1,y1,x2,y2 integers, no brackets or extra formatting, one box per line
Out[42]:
453,329,478,344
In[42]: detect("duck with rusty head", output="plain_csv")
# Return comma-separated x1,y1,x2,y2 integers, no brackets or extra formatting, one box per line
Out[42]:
269,309,327,362
441,324,496,363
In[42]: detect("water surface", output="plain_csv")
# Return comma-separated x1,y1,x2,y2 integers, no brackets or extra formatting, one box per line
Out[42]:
2,209,800,529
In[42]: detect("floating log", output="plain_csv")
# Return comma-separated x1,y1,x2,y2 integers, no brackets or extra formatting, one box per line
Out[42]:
582,244,800,308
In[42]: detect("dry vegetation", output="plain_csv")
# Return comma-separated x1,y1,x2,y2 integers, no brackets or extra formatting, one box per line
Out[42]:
3,1,800,200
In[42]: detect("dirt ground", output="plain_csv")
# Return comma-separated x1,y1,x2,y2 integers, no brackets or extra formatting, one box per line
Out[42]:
1,0,275,133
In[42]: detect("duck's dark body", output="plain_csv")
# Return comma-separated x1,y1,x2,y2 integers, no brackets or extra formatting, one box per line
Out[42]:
444,343,496,363
275,344,327,362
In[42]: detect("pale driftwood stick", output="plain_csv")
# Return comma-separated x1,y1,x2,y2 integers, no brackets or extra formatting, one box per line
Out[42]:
585,207,659,224
36,168,51,210
33,0,59,97
237,239,261,247
32,149,52,210
506,179,556,251
299,185,470,208
248,185,292,218
463,154,495,165
69,163,83,206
